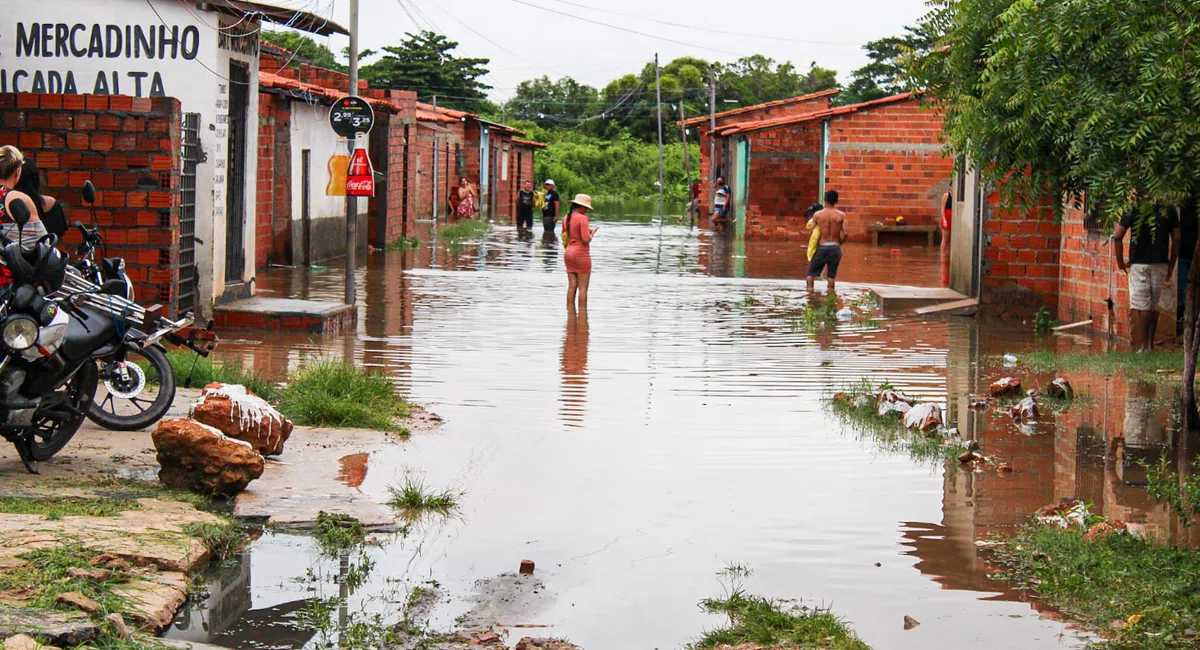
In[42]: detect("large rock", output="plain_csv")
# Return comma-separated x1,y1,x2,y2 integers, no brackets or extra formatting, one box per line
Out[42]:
153,418,264,496
990,377,1022,398
903,403,943,432
877,390,913,417
190,383,292,456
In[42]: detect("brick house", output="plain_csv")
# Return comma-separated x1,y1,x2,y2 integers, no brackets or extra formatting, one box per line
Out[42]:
696,91,953,241
0,0,343,317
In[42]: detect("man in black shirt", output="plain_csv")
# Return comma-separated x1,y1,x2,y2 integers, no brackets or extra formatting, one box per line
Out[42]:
1177,195,1198,335
542,179,561,235
1114,204,1181,351
516,180,535,233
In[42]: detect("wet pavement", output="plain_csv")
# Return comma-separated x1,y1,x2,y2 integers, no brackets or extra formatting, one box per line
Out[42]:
174,216,1193,650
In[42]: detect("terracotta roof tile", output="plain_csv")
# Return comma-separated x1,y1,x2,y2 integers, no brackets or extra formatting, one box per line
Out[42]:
681,88,841,127
259,71,403,114
715,92,917,136
513,138,548,149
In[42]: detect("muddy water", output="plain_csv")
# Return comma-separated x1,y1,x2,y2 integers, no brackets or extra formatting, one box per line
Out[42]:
176,221,1189,649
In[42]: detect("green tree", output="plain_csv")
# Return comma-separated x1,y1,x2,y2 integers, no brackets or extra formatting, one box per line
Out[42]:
907,0,1200,423
839,27,933,105
504,76,600,129
359,31,492,113
716,56,837,107
261,30,345,72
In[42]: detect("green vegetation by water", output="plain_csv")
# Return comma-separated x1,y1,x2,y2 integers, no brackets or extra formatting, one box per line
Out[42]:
386,236,421,251
0,544,127,614
386,472,463,519
435,220,491,243
0,496,140,519
1011,349,1182,380
995,523,1200,649
1146,457,1200,527
166,349,277,400
277,360,410,433
694,565,871,649
182,520,250,561
826,379,963,464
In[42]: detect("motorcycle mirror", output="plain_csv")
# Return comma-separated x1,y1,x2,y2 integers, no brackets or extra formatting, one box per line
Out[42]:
8,199,31,230
82,181,96,204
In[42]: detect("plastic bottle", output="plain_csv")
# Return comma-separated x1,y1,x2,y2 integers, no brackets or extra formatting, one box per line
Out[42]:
326,137,350,197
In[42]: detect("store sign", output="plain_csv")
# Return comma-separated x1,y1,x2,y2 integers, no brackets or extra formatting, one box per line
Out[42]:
0,19,203,96
329,96,374,139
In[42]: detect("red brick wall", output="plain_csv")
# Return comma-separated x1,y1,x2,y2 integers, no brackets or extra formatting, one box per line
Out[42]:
979,191,1061,313
255,92,276,269
412,121,466,220
0,92,183,313
741,123,823,239
697,95,835,207
1058,205,1132,339
823,100,953,242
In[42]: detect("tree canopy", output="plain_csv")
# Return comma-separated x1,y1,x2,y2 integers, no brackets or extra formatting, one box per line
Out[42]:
261,31,346,72
840,27,933,105
359,31,493,113
907,0,1200,221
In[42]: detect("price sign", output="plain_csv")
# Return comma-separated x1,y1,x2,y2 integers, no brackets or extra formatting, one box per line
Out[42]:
329,97,375,138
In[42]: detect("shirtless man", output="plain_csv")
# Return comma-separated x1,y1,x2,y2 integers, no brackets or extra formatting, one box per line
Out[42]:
806,189,848,292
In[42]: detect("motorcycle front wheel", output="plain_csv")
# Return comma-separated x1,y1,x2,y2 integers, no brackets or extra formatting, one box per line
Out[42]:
87,344,177,431
28,361,99,461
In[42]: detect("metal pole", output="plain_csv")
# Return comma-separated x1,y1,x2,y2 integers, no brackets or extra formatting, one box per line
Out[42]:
654,53,664,218
708,66,716,214
432,95,439,222
679,101,693,227
344,0,359,306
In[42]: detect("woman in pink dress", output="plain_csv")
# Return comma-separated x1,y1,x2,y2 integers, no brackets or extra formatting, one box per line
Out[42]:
563,194,598,309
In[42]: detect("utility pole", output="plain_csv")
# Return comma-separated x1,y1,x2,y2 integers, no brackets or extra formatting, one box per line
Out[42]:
432,95,439,222
708,65,716,216
678,101,693,228
344,0,359,306
654,53,665,218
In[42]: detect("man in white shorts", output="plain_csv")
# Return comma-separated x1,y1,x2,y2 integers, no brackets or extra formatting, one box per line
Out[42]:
1113,205,1181,351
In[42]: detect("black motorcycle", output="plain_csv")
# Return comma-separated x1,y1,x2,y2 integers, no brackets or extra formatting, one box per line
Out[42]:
71,180,194,432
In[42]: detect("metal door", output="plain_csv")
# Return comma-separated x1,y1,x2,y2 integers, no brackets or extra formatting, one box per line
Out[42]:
177,113,201,315
224,62,249,283
734,138,750,240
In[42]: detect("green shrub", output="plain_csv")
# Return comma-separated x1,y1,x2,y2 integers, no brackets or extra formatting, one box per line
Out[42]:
276,360,408,432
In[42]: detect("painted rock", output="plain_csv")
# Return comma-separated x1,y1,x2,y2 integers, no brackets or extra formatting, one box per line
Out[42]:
1047,377,1074,400
903,403,943,432
152,418,265,496
190,383,292,456
990,377,1022,397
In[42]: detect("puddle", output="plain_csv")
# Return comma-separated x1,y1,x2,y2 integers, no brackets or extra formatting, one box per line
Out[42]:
185,219,1196,649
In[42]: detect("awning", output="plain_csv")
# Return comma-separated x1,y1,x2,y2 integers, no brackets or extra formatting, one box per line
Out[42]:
197,0,349,36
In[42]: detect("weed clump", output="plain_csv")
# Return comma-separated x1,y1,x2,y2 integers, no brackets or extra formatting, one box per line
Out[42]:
387,236,421,251
0,545,127,614
1146,457,1200,527
825,379,961,464
1011,349,1182,380
277,361,409,432
165,349,277,400
183,521,250,561
386,472,463,519
314,512,368,557
995,523,1200,649
436,220,491,243
694,564,870,650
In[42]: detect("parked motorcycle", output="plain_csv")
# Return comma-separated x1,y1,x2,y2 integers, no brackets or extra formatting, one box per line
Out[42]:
70,180,184,431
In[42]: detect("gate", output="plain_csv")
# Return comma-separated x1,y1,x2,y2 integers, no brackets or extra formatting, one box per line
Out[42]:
224,63,250,283
177,112,201,315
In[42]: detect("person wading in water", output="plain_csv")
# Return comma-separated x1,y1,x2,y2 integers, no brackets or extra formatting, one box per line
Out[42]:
564,194,598,310
806,190,848,293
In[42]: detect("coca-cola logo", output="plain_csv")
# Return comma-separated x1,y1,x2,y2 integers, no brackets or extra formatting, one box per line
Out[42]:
346,177,374,196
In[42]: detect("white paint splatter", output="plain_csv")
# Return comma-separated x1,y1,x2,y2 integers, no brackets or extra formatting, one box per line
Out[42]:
190,420,255,449
190,383,285,447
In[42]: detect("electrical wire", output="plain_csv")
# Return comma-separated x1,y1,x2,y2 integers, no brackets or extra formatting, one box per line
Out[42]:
506,0,741,56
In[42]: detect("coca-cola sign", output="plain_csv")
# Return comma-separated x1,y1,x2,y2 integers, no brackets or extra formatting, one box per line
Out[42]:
345,146,374,197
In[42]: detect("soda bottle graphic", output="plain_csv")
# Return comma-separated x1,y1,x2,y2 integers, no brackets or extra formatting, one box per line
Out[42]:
345,133,375,197
326,136,350,196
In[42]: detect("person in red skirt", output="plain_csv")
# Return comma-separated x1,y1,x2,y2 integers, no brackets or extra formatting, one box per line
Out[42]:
563,194,597,310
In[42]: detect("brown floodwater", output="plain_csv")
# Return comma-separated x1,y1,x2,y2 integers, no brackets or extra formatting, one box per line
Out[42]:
169,219,1195,650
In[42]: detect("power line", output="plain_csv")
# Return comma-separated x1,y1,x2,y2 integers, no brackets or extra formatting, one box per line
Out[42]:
537,0,862,47
507,0,741,56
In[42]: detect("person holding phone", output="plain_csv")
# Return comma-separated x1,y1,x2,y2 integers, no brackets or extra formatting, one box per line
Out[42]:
564,194,597,310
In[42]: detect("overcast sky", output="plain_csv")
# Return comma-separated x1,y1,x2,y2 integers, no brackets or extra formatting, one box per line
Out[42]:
273,0,931,105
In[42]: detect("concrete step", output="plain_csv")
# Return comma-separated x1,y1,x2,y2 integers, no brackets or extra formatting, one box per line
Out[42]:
214,297,355,335
868,285,970,311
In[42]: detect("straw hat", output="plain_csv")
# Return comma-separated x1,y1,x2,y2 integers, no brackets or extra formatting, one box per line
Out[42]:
570,194,594,210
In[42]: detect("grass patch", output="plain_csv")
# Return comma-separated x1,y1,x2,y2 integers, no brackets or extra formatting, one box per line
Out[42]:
695,565,870,649
182,521,249,561
386,472,463,519
435,220,491,243
386,236,421,251
0,544,127,614
994,524,1200,649
825,379,962,464
60,476,234,515
314,511,367,557
165,349,277,399
0,496,140,519
276,360,409,432
1146,457,1200,527
1011,349,1182,380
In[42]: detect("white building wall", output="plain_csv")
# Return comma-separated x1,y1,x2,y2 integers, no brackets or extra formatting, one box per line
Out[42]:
0,0,260,316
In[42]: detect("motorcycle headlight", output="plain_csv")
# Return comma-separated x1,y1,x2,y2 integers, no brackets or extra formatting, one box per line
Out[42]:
3,315,39,351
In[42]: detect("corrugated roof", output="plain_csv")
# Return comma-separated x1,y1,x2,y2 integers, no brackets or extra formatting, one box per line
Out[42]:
201,0,348,35
715,92,917,136
681,88,841,128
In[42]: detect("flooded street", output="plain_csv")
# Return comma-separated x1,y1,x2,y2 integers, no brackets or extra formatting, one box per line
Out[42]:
173,214,1191,650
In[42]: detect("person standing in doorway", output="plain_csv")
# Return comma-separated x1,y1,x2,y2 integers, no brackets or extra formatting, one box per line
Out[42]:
516,180,536,233
542,179,561,235
712,176,731,227
807,190,848,292
1177,195,1198,337
456,177,478,220
564,194,597,310
1114,204,1180,352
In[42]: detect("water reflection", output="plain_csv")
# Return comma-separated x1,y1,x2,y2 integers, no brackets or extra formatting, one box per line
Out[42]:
560,306,590,428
